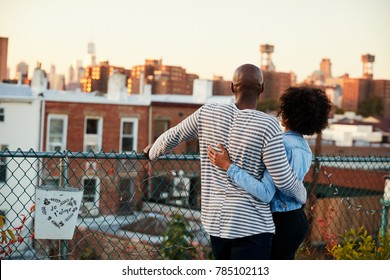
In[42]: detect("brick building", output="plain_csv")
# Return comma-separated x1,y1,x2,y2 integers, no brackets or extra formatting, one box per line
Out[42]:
129,59,199,95
40,73,233,216
340,77,390,119
211,75,232,96
372,79,390,119
261,71,292,101
80,61,131,94
0,37,8,82
341,77,371,112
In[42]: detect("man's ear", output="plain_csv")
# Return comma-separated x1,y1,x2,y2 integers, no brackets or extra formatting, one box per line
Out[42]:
230,82,235,93
260,82,264,93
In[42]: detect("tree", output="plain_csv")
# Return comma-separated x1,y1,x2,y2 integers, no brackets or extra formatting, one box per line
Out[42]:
257,98,278,113
358,96,383,117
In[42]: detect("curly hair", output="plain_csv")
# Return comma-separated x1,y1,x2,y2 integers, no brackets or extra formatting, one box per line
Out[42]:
277,86,332,135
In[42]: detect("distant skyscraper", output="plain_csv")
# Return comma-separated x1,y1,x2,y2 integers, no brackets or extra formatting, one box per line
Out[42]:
87,42,95,54
51,74,65,90
320,58,332,79
129,59,198,95
85,42,96,67
49,64,56,89
305,58,335,86
0,37,8,81
68,65,74,84
15,61,29,81
67,60,84,90
80,61,129,93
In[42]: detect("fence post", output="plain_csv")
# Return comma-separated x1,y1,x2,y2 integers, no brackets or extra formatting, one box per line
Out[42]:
59,155,70,260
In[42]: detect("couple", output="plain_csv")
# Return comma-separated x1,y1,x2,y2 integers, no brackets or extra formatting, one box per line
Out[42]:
143,64,332,260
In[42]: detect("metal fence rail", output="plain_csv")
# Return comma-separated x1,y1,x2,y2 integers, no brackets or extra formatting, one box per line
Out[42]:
1,149,389,260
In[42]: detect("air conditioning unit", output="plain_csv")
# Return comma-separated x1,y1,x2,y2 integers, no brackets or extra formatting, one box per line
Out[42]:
84,134,100,152
171,170,190,207
172,176,190,198
84,160,97,171
149,175,170,202
79,202,99,217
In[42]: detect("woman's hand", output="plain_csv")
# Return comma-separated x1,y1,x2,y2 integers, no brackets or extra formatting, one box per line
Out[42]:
207,144,231,171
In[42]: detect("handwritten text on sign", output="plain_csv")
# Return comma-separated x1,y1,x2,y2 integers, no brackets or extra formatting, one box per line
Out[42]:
40,197,79,229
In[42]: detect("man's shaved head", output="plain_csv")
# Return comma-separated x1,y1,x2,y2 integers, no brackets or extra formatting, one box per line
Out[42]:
232,64,264,93
231,64,264,110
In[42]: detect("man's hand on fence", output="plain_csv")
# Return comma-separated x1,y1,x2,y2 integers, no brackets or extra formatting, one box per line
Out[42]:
142,145,152,161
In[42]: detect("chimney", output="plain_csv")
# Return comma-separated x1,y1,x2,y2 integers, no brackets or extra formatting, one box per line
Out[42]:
107,71,127,100
31,62,48,95
17,71,23,85
139,71,145,95
193,79,213,103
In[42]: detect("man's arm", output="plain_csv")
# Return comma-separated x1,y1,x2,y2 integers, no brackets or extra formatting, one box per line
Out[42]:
147,108,200,160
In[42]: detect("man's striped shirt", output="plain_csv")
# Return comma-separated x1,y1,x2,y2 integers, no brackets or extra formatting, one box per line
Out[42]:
149,103,302,239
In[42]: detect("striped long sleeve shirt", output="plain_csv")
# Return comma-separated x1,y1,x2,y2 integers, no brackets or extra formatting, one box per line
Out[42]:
149,103,302,239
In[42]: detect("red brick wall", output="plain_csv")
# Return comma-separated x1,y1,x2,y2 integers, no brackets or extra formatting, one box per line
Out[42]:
151,102,201,154
43,100,202,215
44,101,150,153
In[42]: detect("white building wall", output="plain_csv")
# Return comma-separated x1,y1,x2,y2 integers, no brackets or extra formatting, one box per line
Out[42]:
0,101,40,150
0,94,40,257
315,123,383,147
193,79,213,103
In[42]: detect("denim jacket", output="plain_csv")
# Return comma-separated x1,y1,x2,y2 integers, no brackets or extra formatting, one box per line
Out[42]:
227,131,312,212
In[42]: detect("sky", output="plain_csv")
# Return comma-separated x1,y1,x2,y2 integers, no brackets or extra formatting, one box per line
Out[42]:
1,0,389,82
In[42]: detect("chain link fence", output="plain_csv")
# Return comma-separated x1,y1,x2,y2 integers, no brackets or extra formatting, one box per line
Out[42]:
0,149,389,260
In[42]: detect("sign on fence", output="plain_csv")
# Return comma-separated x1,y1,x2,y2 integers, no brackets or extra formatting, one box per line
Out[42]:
34,186,83,240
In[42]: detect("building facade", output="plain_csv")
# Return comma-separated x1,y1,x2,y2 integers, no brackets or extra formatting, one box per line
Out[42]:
129,59,199,95
0,37,8,82
0,82,41,256
80,61,131,94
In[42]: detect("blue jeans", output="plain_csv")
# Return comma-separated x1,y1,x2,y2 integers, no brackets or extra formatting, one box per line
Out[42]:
210,232,274,260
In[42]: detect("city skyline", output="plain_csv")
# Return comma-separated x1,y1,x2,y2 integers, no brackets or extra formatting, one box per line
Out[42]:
1,0,389,82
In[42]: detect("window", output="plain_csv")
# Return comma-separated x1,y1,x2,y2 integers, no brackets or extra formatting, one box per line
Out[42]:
186,139,199,154
0,163,6,182
84,117,102,152
46,115,68,151
80,176,100,216
0,145,8,182
154,119,170,141
118,178,134,214
120,118,138,152
82,177,98,203
0,108,4,122
42,177,60,187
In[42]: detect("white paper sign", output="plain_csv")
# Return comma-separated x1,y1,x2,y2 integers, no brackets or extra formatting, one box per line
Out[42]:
35,186,83,240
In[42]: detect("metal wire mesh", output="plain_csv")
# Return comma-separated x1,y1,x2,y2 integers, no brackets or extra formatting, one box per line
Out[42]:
0,149,389,260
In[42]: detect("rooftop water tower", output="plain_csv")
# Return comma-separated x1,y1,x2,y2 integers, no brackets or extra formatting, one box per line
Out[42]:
260,44,275,72
361,54,375,79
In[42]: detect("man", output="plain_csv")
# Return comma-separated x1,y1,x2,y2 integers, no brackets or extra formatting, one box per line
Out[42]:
144,64,305,260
